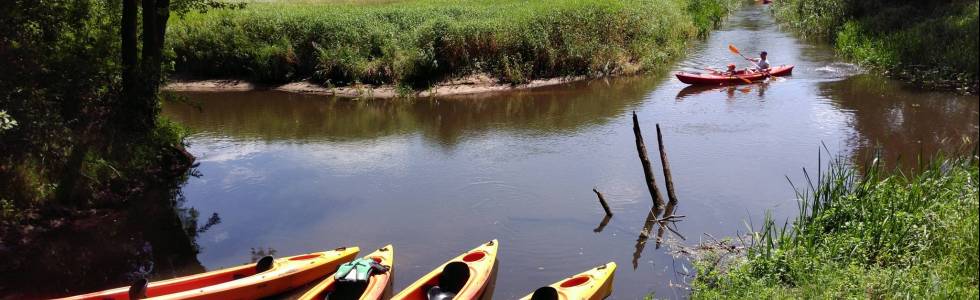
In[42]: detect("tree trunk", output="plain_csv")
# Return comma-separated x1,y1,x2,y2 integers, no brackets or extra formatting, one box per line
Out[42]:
121,0,138,105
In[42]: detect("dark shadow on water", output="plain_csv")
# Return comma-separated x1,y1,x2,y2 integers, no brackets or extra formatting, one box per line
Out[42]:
0,178,215,298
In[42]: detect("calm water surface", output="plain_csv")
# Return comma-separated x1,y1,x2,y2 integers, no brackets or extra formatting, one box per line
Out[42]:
162,6,978,299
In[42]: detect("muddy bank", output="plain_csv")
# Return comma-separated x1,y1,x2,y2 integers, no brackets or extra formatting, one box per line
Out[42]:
163,74,588,98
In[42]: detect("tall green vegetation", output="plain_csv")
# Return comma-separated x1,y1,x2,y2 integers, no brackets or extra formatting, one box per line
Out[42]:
693,153,980,298
1,1,231,296
0,0,228,219
772,0,979,92
167,0,740,89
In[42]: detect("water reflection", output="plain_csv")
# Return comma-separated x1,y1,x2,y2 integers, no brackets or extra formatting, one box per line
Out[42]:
676,81,771,101
593,215,612,233
821,74,979,166
163,76,659,147
0,183,212,298
631,201,681,270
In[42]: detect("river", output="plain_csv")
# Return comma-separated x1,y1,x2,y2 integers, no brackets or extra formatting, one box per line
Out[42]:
159,5,978,299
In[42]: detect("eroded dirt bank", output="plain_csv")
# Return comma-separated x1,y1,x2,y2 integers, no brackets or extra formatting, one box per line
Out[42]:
164,74,587,98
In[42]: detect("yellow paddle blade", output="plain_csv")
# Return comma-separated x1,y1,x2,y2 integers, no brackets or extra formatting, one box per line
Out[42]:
728,44,740,55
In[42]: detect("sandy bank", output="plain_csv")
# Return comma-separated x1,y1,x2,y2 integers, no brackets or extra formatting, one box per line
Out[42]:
163,74,587,98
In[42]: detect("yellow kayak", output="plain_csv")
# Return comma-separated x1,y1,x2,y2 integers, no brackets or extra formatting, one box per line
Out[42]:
299,245,394,300
519,262,617,300
392,240,498,300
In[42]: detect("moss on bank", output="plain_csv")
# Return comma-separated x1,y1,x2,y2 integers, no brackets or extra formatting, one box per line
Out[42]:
167,0,740,89
692,153,980,298
772,0,979,93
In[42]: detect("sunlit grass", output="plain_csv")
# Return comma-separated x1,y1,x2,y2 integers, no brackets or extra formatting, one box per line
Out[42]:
166,0,740,89
693,151,980,298
772,0,978,90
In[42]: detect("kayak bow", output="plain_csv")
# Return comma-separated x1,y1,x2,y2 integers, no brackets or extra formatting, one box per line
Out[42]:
520,262,617,300
392,240,498,300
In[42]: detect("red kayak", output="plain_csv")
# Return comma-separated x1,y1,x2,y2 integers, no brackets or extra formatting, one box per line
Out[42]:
676,65,793,85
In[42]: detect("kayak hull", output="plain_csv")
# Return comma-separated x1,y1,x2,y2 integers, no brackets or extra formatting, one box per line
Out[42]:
299,245,395,300
676,65,793,85
392,240,499,300
519,262,617,300
58,247,359,300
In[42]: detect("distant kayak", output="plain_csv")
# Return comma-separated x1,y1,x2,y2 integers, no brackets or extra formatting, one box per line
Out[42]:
393,240,498,300
520,262,617,300
299,245,394,300
58,247,359,300
676,65,794,85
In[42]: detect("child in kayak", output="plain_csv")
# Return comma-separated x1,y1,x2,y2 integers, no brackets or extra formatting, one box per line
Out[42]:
726,63,737,75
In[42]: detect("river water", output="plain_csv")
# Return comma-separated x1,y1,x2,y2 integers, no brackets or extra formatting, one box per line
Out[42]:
160,5,978,299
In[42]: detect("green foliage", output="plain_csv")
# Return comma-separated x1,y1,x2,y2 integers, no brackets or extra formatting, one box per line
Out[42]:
772,0,979,91
0,110,17,132
0,0,199,209
167,0,740,89
693,153,980,298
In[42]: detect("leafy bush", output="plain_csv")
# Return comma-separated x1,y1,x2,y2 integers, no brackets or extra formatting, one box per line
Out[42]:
772,0,979,91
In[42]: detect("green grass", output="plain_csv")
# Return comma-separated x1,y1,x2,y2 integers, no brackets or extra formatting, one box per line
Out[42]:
692,152,980,298
166,0,740,89
772,0,979,92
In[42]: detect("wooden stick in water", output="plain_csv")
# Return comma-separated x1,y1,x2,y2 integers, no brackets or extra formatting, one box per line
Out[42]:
656,124,679,204
632,111,665,208
592,188,613,216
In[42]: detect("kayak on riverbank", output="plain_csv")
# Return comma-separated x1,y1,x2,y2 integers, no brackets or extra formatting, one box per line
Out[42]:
58,247,359,300
675,65,794,85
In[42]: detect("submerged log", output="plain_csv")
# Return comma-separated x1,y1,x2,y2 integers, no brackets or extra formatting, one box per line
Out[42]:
632,111,665,208
656,124,679,205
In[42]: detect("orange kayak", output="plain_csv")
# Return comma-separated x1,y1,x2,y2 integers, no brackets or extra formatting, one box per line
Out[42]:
298,245,395,300
57,247,359,300
392,240,498,300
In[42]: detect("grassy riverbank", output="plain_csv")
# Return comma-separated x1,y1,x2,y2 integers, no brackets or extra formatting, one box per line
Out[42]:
692,154,979,298
772,0,979,93
167,0,739,89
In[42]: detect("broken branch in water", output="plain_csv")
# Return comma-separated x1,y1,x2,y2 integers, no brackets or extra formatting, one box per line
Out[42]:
632,111,665,208
656,124,680,205
592,188,613,216
655,214,687,222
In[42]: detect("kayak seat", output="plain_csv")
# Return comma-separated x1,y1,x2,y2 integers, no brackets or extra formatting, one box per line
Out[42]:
530,286,559,300
128,278,148,299
256,255,275,273
328,281,368,300
426,262,469,300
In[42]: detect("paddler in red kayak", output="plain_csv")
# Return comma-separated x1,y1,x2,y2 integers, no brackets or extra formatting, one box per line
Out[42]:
748,51,771,72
